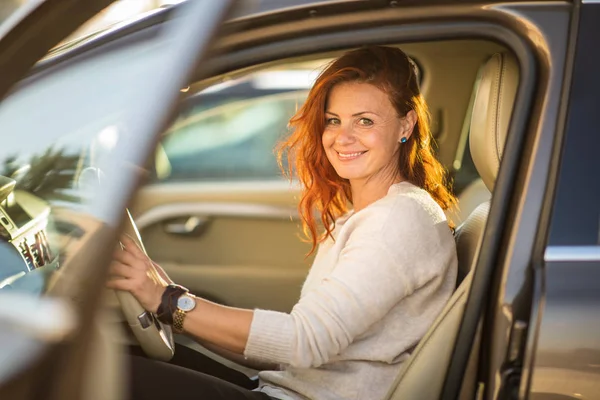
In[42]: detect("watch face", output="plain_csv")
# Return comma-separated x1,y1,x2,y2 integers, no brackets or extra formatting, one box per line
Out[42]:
177,295,196,312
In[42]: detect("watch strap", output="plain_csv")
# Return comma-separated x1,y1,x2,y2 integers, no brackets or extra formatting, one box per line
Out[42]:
173,308,186,333
156,284,188,325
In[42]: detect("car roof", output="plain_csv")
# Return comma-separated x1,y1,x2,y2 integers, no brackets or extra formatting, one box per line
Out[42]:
47,0,361,57
41,0,550,67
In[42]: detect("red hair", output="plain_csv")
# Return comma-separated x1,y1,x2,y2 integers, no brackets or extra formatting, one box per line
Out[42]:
278,46,457,255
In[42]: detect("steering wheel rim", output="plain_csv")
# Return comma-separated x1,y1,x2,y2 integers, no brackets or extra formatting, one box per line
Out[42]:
78,164,174,360
115,209,175,361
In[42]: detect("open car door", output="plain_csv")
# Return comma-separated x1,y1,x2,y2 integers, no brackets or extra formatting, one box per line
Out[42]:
0,1,233,399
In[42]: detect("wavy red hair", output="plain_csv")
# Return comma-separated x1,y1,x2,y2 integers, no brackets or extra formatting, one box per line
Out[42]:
278,46,457,255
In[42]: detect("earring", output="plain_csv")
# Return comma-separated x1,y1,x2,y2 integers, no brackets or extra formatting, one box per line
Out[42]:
400,137,407,143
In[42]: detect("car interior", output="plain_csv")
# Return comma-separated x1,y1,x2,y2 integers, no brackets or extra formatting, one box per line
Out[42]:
132,39,504,313
0,14,520,397
125,39,519,399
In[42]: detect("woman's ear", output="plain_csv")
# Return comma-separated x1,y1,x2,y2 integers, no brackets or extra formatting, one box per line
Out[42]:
398,110,417,142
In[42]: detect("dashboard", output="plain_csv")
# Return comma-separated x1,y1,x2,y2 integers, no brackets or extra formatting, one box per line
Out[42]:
0,175,56,291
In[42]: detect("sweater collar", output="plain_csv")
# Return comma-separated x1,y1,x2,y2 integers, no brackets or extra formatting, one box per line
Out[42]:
337,181,419,227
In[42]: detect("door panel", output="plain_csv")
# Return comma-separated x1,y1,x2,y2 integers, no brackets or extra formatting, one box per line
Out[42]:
528,5,600,399
133,182,313,312
132,60,323,312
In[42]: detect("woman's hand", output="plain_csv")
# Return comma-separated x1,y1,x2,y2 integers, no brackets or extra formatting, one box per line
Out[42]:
108,236,254,356
106,235,168,313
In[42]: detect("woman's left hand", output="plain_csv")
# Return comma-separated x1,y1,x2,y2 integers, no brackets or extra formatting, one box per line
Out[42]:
106,235,167,313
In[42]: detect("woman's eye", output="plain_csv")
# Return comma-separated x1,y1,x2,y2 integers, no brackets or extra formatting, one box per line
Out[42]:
326,117,340,126
358,118,374,126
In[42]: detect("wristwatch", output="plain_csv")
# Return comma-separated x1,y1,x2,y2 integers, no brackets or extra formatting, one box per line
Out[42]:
173,293,196,333
156,284,188,325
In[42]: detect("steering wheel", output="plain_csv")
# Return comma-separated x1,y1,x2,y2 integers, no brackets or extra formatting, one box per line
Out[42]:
114,209,175,361
78,162,174,360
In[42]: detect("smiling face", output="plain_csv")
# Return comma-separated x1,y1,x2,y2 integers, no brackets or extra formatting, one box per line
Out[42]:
322,82,415,187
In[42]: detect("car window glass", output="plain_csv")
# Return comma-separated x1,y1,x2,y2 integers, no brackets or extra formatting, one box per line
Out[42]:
155,62,328,182
0,33,165,294
152,56,424,184
547,5,600,246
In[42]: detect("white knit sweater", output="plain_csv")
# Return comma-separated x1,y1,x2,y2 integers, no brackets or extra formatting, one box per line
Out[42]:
244,182,457,400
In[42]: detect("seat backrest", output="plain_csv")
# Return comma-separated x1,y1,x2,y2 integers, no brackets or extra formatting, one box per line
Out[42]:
384,52,519,400
450,178,491,227
446,65,490,226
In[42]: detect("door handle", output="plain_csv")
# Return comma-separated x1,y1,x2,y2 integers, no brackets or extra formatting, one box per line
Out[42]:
163,216,209,237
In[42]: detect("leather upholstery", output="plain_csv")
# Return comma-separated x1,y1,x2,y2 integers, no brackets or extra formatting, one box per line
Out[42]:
449,178,491,226
385,203,488,400
470,52,519,191
386,272,473,400
455,202,490,284
384,52,518,400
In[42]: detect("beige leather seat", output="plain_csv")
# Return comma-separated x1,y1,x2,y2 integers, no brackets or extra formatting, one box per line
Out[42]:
446,69,491,226
452,178,491,225
384,52,519,400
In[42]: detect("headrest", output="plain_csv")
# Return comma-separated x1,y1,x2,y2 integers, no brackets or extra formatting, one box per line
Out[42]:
469,52,519,191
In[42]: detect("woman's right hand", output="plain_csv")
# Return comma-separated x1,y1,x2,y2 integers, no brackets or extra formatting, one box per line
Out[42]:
107,235,170,313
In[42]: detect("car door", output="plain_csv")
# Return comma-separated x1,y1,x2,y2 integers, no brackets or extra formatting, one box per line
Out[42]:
442,3,600,399
0,1,232,399
522,5,600,398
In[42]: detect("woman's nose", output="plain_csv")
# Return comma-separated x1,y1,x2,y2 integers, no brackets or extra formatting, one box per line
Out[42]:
335,124,356,145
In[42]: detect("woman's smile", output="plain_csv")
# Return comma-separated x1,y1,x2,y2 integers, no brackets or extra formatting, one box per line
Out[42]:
322,82,405,185
336,150,368,161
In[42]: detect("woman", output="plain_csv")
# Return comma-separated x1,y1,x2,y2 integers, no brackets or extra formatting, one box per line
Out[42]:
108,45,458,400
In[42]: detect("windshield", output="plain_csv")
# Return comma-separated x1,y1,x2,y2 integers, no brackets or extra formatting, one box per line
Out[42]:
0,0,229,298
0,18,171,294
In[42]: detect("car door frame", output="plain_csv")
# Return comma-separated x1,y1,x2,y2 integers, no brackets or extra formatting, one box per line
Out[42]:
0,0,233,399
0,0,114,103
0,3,122,398
517,2,600,399
441,2,576,399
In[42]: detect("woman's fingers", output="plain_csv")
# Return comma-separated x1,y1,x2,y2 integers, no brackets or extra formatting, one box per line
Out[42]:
113,248,142,268
109,261,139,279
108,261,155,299
106,277,133,291
120,235,148,260
108,235,167,313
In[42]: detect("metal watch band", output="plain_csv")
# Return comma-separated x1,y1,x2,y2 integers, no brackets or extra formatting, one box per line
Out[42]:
173,309,186,333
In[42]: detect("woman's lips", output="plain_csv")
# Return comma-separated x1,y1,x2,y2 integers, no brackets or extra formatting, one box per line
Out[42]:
336,151,367,161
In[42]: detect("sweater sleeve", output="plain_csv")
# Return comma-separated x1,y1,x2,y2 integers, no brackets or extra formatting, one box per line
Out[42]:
244,203,448,368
